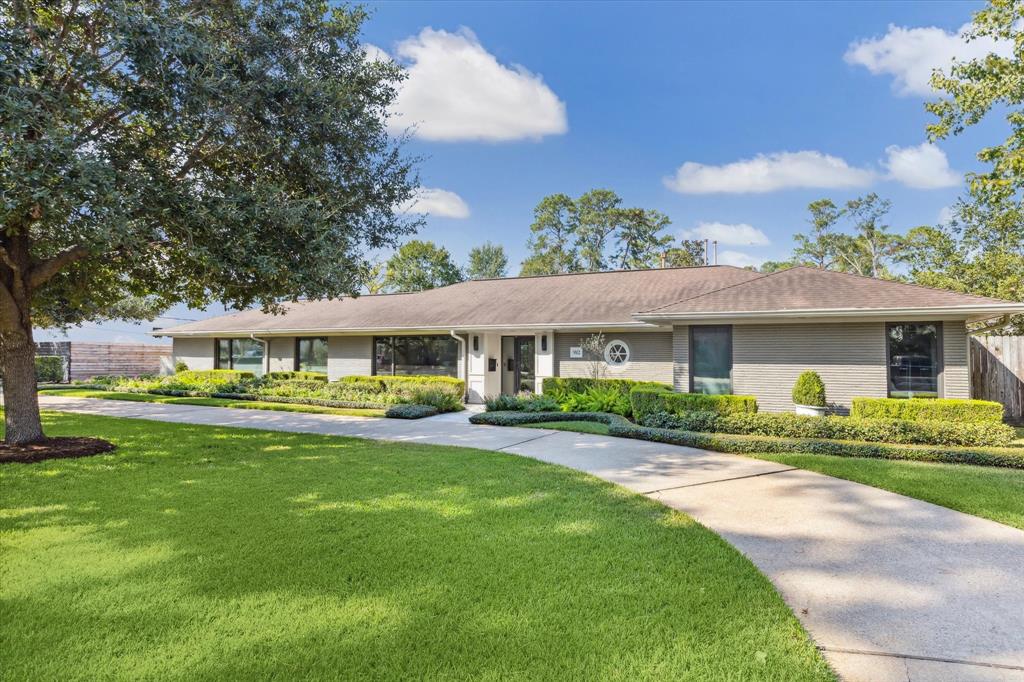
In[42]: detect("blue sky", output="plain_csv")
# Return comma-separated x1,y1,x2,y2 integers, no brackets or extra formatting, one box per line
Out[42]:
45,0,1007,344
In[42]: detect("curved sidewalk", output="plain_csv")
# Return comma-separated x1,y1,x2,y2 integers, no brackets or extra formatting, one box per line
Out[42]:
36,395,1024,681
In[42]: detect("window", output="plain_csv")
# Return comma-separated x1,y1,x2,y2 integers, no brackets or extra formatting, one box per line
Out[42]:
295,337,328,374
604,339,630,366
887,323,941,398
373,335,459,377
690,325,732,394
215,338,265,376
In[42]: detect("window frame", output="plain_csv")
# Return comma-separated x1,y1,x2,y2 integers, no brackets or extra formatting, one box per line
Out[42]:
603,339,630,367
294,336,329,374
688,325,733,395
372,334,459,378
214,337,265,375
885,321,944,399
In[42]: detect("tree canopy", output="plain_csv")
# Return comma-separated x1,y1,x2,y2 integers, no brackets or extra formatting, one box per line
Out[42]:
0,0,419,443
466,242,509,280
383,240,463,292
520,189,695,275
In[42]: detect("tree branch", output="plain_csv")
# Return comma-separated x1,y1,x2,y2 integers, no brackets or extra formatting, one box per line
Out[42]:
0,246,20,273
28,245,90,288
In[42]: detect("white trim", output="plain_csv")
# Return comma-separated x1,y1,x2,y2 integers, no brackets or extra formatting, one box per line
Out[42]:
154,321,657,337
603,339,630,366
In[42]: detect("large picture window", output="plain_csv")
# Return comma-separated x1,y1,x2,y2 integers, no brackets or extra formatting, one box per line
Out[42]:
690,325,732,395
295,337,328,374
887,323,941,398
215,338,265,376
373,335,459,377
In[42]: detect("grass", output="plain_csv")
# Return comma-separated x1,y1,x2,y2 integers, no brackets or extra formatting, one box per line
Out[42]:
40,388,386,417
0,411,833,681
522,420,611,435
753,451,1024,530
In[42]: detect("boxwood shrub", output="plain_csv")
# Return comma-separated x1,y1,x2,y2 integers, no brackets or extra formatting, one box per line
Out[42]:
630,388,757,421
470,411,1024,469
385,404,440,419
640,410,1015,447
851,397,1004,424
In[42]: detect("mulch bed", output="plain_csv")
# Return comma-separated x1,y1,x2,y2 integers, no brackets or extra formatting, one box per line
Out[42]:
0,437,116,464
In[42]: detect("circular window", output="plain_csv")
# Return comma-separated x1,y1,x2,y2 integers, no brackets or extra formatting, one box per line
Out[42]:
604,339,630,366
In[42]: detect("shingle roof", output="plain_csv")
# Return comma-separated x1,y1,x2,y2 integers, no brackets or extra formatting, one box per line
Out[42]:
157,265,763,334
635,266,1016,317
157,265,1023,336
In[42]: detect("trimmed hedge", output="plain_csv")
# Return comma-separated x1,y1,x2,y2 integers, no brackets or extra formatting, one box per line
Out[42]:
35,356,64,383
641,410,1015,448
385,404,439,419
851,397,1004,424
339,375,464,387
266,371,328,382
541,378,673,417
469,411,1024,469
630,388,757,421
541,377,672,396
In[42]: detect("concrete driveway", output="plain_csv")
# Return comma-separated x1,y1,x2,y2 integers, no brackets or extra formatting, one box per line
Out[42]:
34,395,1024,681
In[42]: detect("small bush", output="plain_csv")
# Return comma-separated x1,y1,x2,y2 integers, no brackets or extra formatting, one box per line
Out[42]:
630,388,757,421
34,356,64,383
485,394,523,411
542,377,672,417
174,361,189,373
792,371,826,408
520,393,560,412
266,371,328,382
385,404,439,419
174,369,255,385
638,410,1015,447
851,397,1004,424
409,388,464,412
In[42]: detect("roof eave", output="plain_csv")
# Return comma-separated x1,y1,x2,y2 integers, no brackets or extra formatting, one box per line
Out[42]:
152,320,659,337
632,303,1024,323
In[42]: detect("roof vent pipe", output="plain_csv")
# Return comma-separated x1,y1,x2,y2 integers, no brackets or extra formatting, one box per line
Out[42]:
704,239,709,266
713,240,718,266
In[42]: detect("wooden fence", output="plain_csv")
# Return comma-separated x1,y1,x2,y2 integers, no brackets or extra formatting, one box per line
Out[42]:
35,341,171,381
970,335,1024,425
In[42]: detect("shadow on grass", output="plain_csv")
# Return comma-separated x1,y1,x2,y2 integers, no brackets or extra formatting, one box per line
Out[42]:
0,412,832,681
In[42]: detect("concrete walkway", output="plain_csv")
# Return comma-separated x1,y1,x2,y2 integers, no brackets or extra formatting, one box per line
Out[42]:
36,395,1024,681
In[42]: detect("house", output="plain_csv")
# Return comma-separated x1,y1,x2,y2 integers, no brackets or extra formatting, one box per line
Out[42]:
153,266,1024,412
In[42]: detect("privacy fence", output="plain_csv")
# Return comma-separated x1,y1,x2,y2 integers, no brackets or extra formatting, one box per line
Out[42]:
970,335,1024,425
35,342,172,382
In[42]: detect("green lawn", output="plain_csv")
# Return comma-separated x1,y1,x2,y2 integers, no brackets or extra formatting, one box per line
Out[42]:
753,452,1024,530
40,388,386,417
523,420,611,435
0,411,832,681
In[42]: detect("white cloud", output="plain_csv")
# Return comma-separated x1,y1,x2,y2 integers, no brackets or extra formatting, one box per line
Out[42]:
381,27,567,142
937,205,956,225
665,151,876,194
882,142,960,189
717,250,764,269
683,222,770,246
844,23,1013,96
400,187,470,218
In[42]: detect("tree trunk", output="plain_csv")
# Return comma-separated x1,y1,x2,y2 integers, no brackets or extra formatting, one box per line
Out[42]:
1,320,43,445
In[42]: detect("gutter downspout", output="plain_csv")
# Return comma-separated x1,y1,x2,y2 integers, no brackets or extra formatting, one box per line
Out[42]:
250,333,269,376
450,330,467,402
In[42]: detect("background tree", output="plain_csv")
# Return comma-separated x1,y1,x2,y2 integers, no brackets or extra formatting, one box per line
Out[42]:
922,0,1024,332
574,189,623,271
466,242,509,279
614,209,672,269
361,260,388,294
520,193,579,276
661,239,707,267
793,199,842,269
0,0,419,444
520,190,680,274
383,240,463,292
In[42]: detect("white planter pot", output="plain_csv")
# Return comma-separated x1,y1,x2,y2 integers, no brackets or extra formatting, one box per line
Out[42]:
794,404,827,417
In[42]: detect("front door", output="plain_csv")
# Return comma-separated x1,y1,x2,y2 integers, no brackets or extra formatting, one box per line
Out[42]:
501,336,535,394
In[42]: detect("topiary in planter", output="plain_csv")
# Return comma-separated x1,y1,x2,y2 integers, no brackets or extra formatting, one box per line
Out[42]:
792,371,826,408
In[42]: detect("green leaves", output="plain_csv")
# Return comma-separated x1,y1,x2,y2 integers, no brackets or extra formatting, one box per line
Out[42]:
382,240,463,292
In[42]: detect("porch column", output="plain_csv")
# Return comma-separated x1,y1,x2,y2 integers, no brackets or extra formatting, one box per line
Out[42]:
534,330,554,393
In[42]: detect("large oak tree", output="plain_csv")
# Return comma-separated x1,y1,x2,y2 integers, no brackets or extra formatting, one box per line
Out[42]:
0,0,420,444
